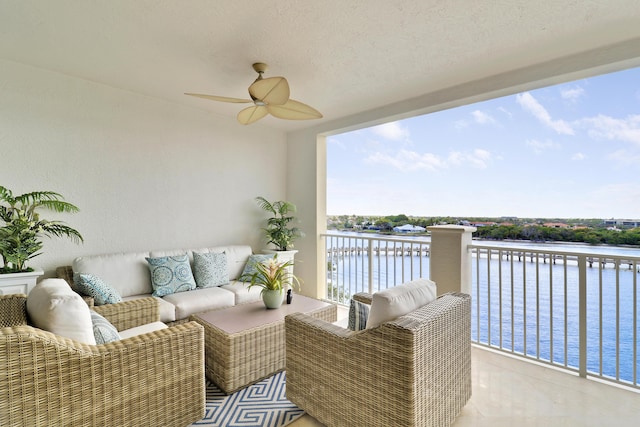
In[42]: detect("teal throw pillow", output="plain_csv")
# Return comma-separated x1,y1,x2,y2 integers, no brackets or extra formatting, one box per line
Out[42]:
193,252,229,288
145,254,197,297
90,310,121,344
348,298,370,331
73,273,123,305
240,254,275,281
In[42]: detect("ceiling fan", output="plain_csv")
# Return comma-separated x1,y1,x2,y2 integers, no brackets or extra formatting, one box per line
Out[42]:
185,63,323,125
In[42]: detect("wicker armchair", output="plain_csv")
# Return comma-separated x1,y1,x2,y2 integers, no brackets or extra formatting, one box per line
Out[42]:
285,292,471,427
0,293,205,427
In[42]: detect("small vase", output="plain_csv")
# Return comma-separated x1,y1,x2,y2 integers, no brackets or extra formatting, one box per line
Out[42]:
262,289,284,309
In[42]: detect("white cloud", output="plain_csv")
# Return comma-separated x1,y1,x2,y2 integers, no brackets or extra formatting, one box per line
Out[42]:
607,149,640,164
561,86,585,101
371,121,410,141
498,107,513,119
365,148,493,171
365,149,444,171
581,114,640,145
516,92,575,135
472,110,496,125
571,152,586,161
525,138,560,154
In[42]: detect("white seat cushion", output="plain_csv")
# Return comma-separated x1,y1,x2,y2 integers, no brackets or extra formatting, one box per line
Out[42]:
121,295,176,323
162,287,235,319
119,321,168,339
220,281,263,305
27,278,96,345
366,278,437,329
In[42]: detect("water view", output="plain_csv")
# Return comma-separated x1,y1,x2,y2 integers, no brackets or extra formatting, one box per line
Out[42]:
325,231,640,386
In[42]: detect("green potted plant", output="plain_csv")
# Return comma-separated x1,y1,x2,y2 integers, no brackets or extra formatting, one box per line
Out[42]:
239,254,301,308
255,196,303,251
0,186,83,279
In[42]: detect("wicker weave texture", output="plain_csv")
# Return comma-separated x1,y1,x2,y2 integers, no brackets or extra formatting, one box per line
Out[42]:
285,292,472,427
0,294,206,427
193,303,337,394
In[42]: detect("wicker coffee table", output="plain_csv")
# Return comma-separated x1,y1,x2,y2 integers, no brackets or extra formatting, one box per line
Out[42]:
190,294,337,394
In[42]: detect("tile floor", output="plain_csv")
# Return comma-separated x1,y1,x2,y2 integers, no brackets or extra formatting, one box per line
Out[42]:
288,346,640,427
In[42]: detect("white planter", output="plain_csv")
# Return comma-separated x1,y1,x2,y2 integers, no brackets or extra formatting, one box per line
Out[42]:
0,268,44,295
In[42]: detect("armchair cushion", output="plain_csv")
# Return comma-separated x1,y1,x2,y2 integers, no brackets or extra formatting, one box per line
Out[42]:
73,272,123,305
90,310,121,344
366,278,437,329
347,298,370,331
26,278,96,345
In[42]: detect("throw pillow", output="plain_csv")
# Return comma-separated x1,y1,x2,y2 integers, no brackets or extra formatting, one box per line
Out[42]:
26,278,96,345
366,278,437,329
90,310,121,344
239,254,275,280
347,298,370,331
73,272,123,305
193,252,229,288
145,254,197,297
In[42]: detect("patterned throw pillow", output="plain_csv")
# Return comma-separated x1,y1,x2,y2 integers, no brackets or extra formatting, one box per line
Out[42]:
73,273,123,305
193,252,229,288
145,254,197,297
348,298,370,331
239,254,275,281
90,310,121,344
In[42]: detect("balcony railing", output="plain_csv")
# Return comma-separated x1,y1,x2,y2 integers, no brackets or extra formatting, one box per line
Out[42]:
321,231,640,390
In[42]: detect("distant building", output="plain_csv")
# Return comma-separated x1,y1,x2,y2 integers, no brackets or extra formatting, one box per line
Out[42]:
393,224,426,233
603,219,640,228
543,222,570,228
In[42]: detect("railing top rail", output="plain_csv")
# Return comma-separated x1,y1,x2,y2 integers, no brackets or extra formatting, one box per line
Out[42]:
469,243,640,262
321,232,430,245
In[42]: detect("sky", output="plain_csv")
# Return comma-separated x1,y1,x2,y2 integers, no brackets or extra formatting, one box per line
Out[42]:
327,67,640,219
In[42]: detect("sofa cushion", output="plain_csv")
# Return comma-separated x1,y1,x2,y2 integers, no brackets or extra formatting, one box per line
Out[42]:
348,298,370,331
73,251,151,298
146,254,197,297
90,310,121,344
162,287,235,320
193,252,229,288
73,273,123,305
206,245,253,281
366,278,437,329
27,278,96,345
220,281,263,305
239,254,275,280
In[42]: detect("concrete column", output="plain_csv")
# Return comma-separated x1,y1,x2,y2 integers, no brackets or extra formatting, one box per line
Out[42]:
427,225,476,295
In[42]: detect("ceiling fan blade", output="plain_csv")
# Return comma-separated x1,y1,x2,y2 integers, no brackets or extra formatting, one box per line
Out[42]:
185,93,252,103
248,77,290,105
237,105,269,125
267,99,323,120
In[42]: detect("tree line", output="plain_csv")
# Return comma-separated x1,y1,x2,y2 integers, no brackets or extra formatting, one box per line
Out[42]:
474,224,640,246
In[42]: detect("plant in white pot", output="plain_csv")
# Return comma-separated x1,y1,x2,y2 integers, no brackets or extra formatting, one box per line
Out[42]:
239,254,301,309
0,186,83,275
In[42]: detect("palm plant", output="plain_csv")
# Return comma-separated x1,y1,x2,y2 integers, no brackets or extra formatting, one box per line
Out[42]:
0,185,83,273
255,196,303,251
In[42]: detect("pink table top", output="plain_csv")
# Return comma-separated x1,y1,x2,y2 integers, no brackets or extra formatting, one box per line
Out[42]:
194,294,333,334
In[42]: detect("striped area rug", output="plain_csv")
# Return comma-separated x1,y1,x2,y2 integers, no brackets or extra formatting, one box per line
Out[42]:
190,371,304,427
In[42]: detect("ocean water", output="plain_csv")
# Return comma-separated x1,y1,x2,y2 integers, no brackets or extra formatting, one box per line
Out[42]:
326,233,640,384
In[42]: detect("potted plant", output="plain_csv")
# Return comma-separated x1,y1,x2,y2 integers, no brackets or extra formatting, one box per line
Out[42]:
0,186,83,293
239,254,301,308
255,196,303,251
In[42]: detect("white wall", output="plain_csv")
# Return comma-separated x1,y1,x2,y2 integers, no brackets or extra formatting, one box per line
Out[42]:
0,59,288,277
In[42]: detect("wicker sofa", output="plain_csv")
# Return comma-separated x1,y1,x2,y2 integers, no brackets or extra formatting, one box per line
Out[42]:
285,291,471,427
0,293,205,427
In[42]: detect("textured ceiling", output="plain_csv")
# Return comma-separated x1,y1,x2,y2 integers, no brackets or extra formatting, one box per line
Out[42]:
1,0,640,131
